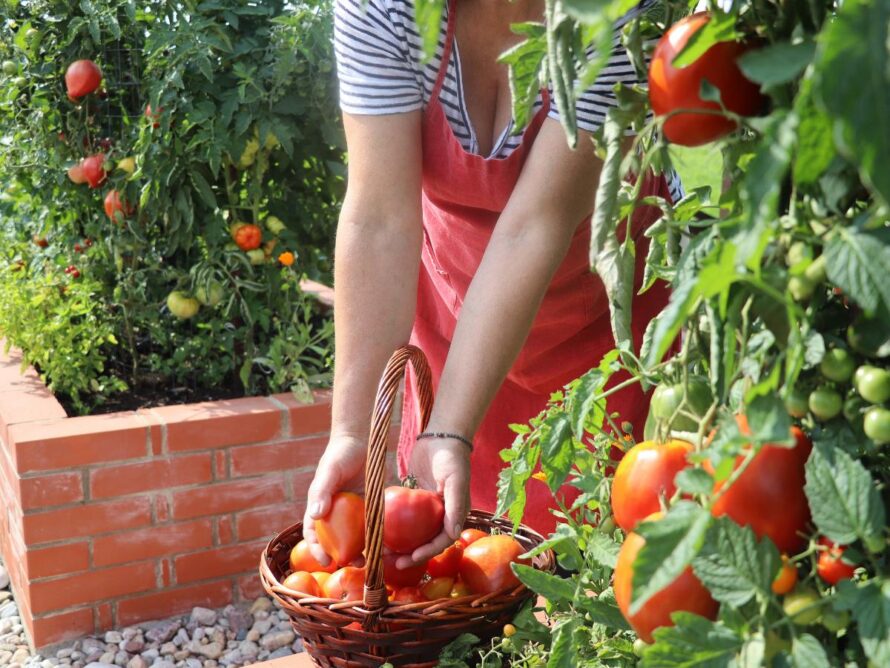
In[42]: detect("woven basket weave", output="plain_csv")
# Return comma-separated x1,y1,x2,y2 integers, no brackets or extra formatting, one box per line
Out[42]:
260,345,555,667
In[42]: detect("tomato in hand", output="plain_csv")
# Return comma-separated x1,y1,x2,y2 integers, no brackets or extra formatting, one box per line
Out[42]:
383,552,426,588
427,542,463,578
234,223,263,251
323,566,365,601
611,439,692,532
817,539,857,586
315,491,365,566
281,571,321,597
459,535,528,595
421,576,454,600
65,59,102,98
289,539,337,574
648,13,767,146
383,482,445,554
708,416,812,554
771,555,798,595
458,528,487,548
614,514,718,643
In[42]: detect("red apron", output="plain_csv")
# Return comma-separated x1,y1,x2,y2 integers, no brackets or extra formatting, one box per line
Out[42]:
397,1,673,535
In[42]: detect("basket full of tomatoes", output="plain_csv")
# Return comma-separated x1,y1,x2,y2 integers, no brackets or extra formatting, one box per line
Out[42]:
259,346,555,667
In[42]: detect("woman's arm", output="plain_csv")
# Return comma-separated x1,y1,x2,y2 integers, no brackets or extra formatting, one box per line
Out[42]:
303,110,424,563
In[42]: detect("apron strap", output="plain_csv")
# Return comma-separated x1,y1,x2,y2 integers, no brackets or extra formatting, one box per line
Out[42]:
431,0,457,100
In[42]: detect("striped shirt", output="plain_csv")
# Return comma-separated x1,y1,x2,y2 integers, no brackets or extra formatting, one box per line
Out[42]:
335,0,683,201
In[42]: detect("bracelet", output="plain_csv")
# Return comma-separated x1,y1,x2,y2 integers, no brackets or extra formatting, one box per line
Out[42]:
416,431,474,453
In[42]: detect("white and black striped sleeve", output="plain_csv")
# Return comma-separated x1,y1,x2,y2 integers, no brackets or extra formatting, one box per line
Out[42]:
334,0,424,115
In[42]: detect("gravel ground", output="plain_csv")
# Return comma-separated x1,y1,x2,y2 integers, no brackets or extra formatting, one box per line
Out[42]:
0,563,304,668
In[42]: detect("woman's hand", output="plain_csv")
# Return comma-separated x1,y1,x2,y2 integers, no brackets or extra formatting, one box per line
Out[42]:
397,437,471,569
302,435,367,566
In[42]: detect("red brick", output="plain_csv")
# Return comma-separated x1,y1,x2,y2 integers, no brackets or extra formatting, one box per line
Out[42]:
155,494,170,523
30,562,156,614
23,497,152,545
218,517,234,545
19,471,84,510
29,607,94,649
26,541,90,579
0,387,67,446
238,573,266,601
90,453,212,499
10,412,148,474
96,602,113,632
214,451,227,479
151,398,281,453
174,540,268,584
117,581,232,626
172,476,287,520
230,438,326,477
137,410,164,456
272,391,332,437
290,470,314,511
161,558,171,587
236,503,303,543
93,519,214,567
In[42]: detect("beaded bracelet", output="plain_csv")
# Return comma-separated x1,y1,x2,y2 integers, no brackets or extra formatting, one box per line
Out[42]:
416,431,474,453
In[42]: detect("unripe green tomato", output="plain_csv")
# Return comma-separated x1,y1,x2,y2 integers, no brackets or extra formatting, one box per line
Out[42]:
247,249,267,265
809,388,843,421
783,587,822,625
820,348,856,383
166,291,200,319
863,406,890,445
194,281,224,307
789,275,815,302
821,608,850,633
24,28,38,39
855,366,890,404
804,255,827,284
599,516,616,534
633,638,649,658
499,638,513,652
854,365,871,391
786,241,811,268
2,60,17,75
11,76,27,88
785,387,809,418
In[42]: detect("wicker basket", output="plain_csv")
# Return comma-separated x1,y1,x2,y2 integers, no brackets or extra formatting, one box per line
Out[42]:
260,345,555,667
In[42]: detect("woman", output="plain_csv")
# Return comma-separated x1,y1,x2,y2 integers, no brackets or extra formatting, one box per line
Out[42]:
304,0,680,568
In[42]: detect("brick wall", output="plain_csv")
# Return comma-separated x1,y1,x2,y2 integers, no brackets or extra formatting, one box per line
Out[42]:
0,342,400,650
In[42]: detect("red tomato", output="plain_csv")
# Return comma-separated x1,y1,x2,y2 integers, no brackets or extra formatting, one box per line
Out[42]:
390,586,427,604
648,13,767,146
80,154,107,189
614,514,718,643
383,484,445,554
426,542,463,578
32,236,48,248
104,189,134,222
458,528,487,548
383,552,426,588
289,539,337,574
281,571,321,597
315,492,365,567
65,59,102,98
772,555,798,595
234,223,262,251
144,103,162,129
708,416,812,554
817,539,857,586
421,576,454,600
311,572,331,589
459,535,528,595
67,163,87,184
323,566,365,601
611,439,693,532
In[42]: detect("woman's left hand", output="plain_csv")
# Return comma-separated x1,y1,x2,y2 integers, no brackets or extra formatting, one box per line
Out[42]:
397,436,471,569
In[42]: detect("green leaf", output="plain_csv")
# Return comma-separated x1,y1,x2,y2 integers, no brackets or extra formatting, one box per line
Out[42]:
499,24,546,132
575,588,630,630
804,439,885,546
824,227,890,314
645,279,699,366
671,13,739,68
540,412,574,492
414,0,446,63
438,633,480,666
791,634,830,668
584,530,621,569
836,579,890,666
814,0,890,204
570,351,618,439
189,170,217,209
674,468,713,495
630,502,711,615
738,40,815,87
641,614,743,667
692,519,780,607
547,616,581,668
746,394,794,446
512,564,576,604
793,73,835,184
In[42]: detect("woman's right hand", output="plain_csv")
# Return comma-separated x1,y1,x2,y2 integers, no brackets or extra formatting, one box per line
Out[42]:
302,434,367,565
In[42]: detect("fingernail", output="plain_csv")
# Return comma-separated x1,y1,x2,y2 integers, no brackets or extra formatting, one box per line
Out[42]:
453,524,461,537
310,502,321,517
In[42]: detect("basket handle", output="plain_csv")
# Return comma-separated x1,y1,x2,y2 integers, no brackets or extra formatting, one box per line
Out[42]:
362,345,434,618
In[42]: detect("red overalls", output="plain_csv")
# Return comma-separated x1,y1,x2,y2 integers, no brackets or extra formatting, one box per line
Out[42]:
397,2,673,535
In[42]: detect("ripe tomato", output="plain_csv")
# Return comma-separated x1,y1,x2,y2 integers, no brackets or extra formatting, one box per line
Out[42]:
648,13,767,146
709,416,812,554
613,515,718,643
383,484,445,554
234,223,262,251
311,572,331,589
104,189,134,222
458,528,488,548
383,552,426,588
817,540,857,586
426,542,463,578
145,104,162,128
67,163,88,184
611,439,692,532
65,59,102,98
281,571,321,597
864,406,890,445
855,366,890,404
390,586,427,604
32,235,48,248
80,153,107,189
315,491,365,567
421,576,454,600
772,555,798,595
289,539,337,574
323,566,365,601
459,535,528,595
808,387,842,421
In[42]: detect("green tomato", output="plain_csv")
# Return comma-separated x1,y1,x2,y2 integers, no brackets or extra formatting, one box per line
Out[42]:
783,587,822,626
855,366,890,404
820,348,855,383
786,241,812,268
651,378,712,431
863,406,890,445
809,387,843,421
194,281,224,307
11,76,26,88
804,254,827,284
633,638,649,658
789,275,816,302
785,387,810,419
499,638,514,652
2,60,16,75
821,608,850,633
166,291,200,319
